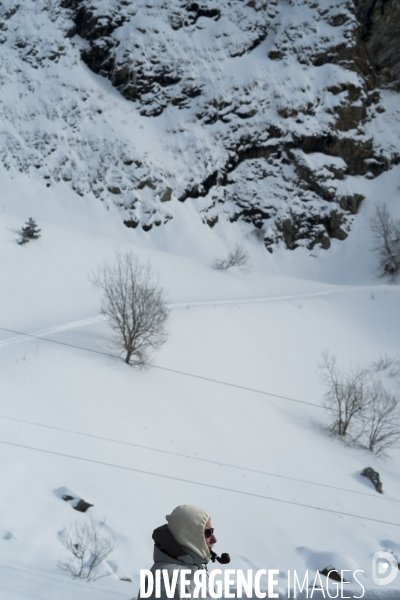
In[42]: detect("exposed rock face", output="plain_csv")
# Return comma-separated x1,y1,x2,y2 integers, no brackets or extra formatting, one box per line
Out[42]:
1,0,400,250
353,0,400,88
61,0,271,116
57,0,400,249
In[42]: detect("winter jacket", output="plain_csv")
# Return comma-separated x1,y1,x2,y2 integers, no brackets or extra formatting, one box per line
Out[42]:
138,524,214,600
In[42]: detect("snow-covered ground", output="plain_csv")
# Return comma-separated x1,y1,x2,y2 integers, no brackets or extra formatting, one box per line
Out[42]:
1,155,400,600
1,2,400,595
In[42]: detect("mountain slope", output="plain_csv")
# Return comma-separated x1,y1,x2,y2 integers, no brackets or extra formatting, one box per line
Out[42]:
1,0,400,250
1,199,400,597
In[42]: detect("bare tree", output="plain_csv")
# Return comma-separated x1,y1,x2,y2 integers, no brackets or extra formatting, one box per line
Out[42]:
91,251,169,366
372,353,400,378
360,379,400,456
57,517,117,581
370,203,400,278
212,243,251,273
318,351,367,437
319,351,400,455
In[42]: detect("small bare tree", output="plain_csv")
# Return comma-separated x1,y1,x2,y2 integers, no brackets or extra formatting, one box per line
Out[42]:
318,351,366,437
212,243,250,273
360,379,400,456
372,353,400,378
370,203,400,278
57,517,117,581
91,251,169,366
319,351,400,455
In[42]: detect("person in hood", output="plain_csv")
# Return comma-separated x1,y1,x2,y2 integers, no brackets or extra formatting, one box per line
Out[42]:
138,505,229,600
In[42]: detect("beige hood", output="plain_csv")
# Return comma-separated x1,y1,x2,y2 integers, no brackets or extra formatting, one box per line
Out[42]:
166,505,211,560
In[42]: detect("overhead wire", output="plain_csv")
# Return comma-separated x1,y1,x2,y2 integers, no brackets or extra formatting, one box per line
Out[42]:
0,438,399,528
0,325,323,409
1,326,399,527
1,324,398,504
0,412,398,504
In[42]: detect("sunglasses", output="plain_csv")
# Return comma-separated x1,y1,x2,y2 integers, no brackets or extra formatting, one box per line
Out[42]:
204,528,214,538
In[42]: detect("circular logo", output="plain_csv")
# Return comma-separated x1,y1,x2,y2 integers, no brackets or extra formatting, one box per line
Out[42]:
372,552,399,586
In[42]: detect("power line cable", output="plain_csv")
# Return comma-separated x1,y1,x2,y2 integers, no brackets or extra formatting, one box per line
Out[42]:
0,326,322,409
0,326,120,359
149,363,322,409
0,438,399,528
0,412,398,503
3,325,396,507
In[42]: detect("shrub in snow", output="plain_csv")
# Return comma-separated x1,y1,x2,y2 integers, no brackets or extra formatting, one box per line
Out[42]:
359,379,400,456
212,243,250,273
91,250,169,366
318,351,400,456
17,217,41,245
57,516,117,582
318,351,366,438
370,203,400,279
372,353,400,378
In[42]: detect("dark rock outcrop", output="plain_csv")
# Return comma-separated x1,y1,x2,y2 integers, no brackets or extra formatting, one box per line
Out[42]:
361,467,383,493
320,568,349,583
353,0,400,88
61,493,94,512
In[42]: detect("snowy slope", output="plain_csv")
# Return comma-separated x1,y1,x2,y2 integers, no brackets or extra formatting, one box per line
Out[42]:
1,155,400,598
1,0,400,598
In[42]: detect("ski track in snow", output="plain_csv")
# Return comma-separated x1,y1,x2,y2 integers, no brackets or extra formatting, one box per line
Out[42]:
169,284,399,309
0,565,132,600
0,316,108,349
0,284,398,350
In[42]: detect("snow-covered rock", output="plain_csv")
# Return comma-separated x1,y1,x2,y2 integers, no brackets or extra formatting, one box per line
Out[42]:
1,0,399,249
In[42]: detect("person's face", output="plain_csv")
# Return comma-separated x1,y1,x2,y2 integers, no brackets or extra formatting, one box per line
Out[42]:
204,518,217,549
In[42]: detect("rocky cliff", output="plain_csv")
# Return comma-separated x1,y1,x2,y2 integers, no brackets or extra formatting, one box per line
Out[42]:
1,0,400,250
